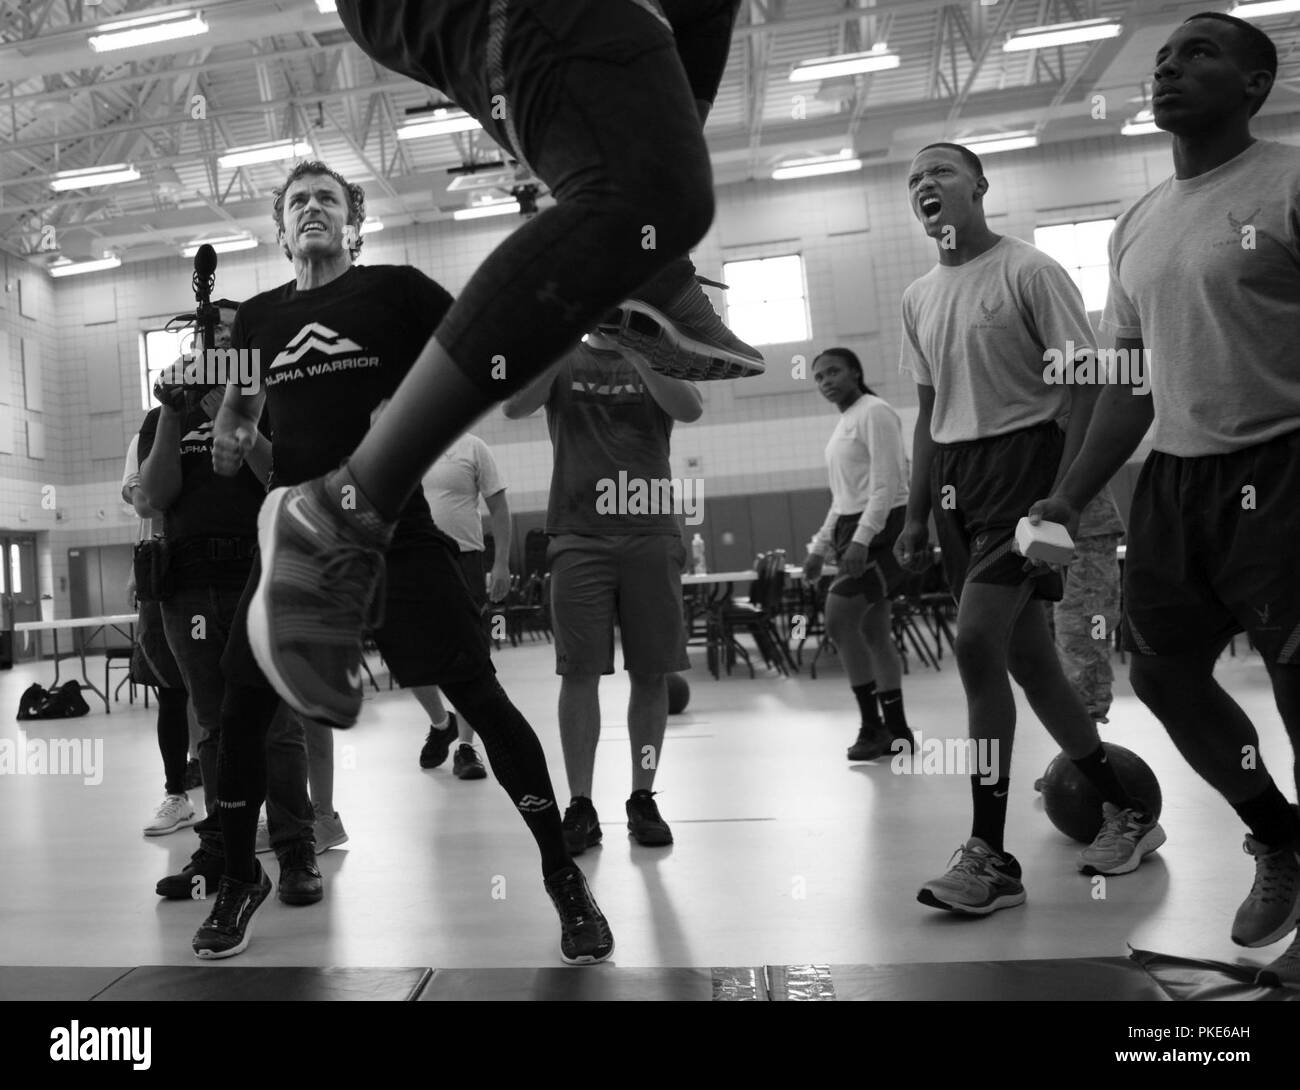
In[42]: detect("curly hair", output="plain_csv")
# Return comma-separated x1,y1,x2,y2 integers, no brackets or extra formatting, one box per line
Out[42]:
271,160,367,261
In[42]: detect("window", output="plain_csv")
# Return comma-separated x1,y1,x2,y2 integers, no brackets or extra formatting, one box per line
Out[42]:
8,543,20,595
720,254,810,346
140,323,195,410
1033,219,1115,313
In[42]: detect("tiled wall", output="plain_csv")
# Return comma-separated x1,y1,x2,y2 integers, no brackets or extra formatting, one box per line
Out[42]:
5,115,1298,618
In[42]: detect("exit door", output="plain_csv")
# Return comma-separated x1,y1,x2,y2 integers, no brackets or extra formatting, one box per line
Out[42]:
2,534,39,663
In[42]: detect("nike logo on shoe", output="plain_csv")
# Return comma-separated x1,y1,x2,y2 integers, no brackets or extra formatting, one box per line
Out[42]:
286,493,322,536
346,667,362,691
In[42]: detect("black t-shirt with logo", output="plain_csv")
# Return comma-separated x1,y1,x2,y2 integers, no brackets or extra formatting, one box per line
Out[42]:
230,264,454,548
137,406,266,541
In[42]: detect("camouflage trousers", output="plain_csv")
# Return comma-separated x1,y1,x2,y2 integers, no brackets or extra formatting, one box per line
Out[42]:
1054,533,1122,721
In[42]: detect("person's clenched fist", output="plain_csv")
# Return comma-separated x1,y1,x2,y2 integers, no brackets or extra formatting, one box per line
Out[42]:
212,426,253,477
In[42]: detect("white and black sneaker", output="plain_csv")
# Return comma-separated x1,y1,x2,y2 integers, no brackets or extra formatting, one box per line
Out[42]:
192,863,273,960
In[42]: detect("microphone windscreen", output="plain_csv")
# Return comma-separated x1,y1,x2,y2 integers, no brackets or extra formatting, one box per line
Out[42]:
194,243,218,278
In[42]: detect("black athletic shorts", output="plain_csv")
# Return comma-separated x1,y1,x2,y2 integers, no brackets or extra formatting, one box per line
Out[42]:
828,505,907,602
222,530,494,690
931,421,1065,605
1123,427,1300,664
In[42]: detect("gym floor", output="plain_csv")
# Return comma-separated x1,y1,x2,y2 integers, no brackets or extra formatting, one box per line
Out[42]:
2,634,1292,993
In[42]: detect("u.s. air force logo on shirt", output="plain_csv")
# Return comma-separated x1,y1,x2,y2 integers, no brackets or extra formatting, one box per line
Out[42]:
264,322,381,387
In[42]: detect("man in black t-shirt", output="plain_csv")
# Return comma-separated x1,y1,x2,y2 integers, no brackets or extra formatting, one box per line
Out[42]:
138,305,318,907
197,160,611,965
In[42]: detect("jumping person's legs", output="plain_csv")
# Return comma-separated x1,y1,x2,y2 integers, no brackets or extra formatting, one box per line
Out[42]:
375,537,613,963
249,0,754,727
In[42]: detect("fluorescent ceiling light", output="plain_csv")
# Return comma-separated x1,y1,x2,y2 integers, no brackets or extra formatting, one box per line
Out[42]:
49,163,140,191
48,256,122,278
315,0,338,12
360,219,383,235
182,236,258,257
453,200,519,221
218,140,312,168
790,46,900,82
398,109,483,140
1230,1,1300,17
1122,108,1160,137
961,131,1038,155
772,154,863,180
1003,18,1121,52
88,10,208,53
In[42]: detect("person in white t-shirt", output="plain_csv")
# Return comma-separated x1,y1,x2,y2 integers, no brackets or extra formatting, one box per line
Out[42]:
803,348,913,762
415,433,513,779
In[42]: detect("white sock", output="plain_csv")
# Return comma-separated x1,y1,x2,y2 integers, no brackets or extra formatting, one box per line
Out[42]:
430,716,450,732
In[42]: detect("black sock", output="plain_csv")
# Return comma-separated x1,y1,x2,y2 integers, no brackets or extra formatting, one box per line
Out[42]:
1234,784,1300,848
877,688,913,743
442,675,572,877
1072,745,1144,814
971,776,1010,855
851,682,882,732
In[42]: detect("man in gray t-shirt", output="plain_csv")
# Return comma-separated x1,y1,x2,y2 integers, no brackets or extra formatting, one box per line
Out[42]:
895,142,1165,920
504,337,698,855
1034,13,1300,976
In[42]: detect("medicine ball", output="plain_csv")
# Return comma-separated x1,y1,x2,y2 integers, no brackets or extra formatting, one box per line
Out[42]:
666,673,690,715
1036,742,1162,843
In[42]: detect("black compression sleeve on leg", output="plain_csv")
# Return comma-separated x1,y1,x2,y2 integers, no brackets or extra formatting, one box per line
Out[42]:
441,673,571,876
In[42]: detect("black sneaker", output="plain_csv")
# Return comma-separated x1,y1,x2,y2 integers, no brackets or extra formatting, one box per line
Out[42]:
847,725,893,761
156,848,225,900
192,863,273,960
453,743,487,780
544,864,614,965
183,758,203,792
562,798,602,856
276,839,323,905
419,713,459,769
626,790,673,846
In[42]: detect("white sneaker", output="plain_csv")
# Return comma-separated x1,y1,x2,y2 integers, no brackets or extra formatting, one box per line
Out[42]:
144,794,197,837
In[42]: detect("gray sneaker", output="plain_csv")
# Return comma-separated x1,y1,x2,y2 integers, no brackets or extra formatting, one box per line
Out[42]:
314,809,349,854
600,274,765,381
1078,802,1166,876
1231,835,1300,948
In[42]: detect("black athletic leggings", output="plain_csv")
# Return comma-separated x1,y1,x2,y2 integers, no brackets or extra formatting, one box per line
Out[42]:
156,687,190,796
217,672,569,882
337,0,740,396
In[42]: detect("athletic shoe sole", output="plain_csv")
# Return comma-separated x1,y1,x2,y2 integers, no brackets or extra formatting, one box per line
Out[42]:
564,828,602,857
560,937,615,966
1233,899,1300,948
315,831,349,854
247,487,357,728
627,827,673,847
598,301,765,381
1080,824,1168,877
143,813,199,837
916,887,1027,915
